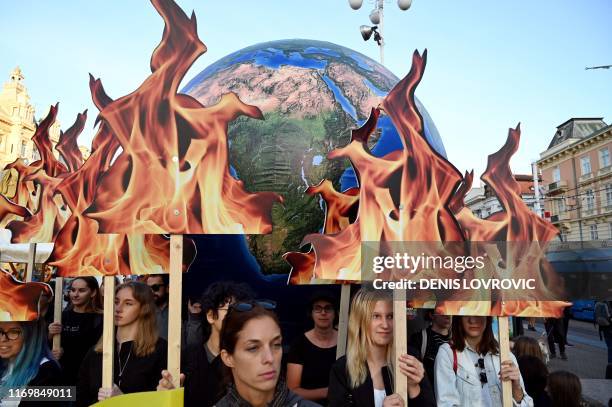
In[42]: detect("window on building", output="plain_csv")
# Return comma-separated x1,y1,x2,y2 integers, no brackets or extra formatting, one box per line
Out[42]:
606,184,612,206
581,156,592,175
32,146,40,161
559,230,568,242
20,141,27,158
552,166,561,182
556,197,565,214
600,148,610,168
590,224,599,240
609,223,612,239
585,189,595,210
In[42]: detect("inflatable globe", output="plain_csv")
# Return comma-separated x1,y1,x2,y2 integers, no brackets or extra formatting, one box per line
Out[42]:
183,39,446,274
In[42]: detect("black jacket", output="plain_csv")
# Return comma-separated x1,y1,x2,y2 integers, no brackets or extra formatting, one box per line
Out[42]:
76,338,167,407
19,360,67,407
328,355,436,407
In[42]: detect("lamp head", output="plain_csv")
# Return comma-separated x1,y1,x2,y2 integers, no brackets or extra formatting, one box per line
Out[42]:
360,25,377,41
348,0,363,10
398,0,412,10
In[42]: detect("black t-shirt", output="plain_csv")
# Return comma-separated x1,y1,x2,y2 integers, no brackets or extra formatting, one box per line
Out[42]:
409,327,450,386
58,309,103,385
286,333,336,403
76,338,167,407
182,344,226,407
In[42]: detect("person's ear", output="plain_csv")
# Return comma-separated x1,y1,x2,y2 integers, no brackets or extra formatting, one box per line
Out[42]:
220,349,234,368
206,310,216,325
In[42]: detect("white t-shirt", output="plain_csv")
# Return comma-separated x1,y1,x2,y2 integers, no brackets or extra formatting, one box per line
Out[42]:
374,388,386,407
465,347,493,407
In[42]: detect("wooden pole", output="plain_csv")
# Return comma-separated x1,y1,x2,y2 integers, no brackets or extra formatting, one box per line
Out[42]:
168,235,183,388
102,276,116,389
25,243,36,282
336,284,351,359
52,277,63,353
393,290,407,403
498,316,512,407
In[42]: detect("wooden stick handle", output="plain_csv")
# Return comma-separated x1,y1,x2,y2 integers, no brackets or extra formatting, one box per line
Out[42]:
168,235,183,388
498,316,512,407
336,284,351,359
25,243,36,282
393,291,408,404
102,276,116,389
52,277,63,352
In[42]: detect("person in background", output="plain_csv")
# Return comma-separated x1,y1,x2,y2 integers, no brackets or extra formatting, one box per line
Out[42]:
157,281,254,406
286,291,338,405
409,310,451,387
516,356,552,407
563,306,573,347
512,336,545,363
76,281,167,406
434,316,532,407
527,317,537,332
328,288,435,407
0,320,62,406
545,316,567,360
217,301,319,406
144,274,169,340
546,370,586,407
48,277,103,386
595,300,612,366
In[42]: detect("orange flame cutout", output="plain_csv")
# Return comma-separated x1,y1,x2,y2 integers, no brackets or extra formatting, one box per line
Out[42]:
0,269,51,321
285,50,567,316
82,0,282,235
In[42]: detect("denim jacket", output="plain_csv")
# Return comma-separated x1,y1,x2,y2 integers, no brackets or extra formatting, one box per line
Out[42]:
434,343,533,407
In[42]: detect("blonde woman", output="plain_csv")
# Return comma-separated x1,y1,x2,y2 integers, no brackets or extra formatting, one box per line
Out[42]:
76,281,167,406
328,288,435,407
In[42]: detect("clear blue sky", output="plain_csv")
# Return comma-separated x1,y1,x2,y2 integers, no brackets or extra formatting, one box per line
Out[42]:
2,0,611,180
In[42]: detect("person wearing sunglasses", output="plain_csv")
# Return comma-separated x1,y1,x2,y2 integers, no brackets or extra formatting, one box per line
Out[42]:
328,288,435,407
286,291,338,405
157,281,254,406
76,281,167,406
145,274,169,340
434,316,532,407
0,320,62,406
214,300,320,406
47,277,103,387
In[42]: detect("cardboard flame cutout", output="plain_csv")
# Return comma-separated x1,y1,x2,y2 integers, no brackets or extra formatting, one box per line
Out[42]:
285,50,567,317
0,269,51,321
81,0,282,235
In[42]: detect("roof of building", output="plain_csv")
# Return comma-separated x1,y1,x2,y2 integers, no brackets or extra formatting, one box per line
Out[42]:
547,118,607,149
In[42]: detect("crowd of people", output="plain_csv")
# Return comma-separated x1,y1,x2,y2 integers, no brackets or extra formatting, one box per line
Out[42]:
0,278,607,407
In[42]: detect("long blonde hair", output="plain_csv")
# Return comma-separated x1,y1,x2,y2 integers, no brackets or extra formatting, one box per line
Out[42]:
346,288,394,388
95,281,158,357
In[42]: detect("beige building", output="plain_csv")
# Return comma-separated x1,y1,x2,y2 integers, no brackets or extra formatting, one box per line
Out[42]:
537,118,612,242
0,67,62,170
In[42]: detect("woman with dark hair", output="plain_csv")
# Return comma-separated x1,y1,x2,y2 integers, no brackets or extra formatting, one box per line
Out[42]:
328,288,435,407
76,281,167,406
0,319,62,406
516,356,552,407
48,277,103,386
434,316,532,407
547,370,585,407
286,291,338,404
216,301,320,406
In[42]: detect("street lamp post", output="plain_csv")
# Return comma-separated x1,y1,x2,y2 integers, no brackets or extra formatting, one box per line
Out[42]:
349,0,412,64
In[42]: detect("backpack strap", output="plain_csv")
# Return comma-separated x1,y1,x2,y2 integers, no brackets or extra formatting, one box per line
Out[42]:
453,347,458,374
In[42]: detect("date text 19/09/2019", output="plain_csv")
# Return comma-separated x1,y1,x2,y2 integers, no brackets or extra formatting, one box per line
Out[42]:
373,278,537,290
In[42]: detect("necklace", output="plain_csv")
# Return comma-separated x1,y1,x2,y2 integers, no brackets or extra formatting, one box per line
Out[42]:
117,342,133,387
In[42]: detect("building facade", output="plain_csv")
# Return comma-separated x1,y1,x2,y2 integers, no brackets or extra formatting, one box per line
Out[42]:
537,118,612,242
0,67,61,170
464,175,539,219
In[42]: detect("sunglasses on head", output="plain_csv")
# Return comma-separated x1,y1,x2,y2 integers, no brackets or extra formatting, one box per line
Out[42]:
230,300,276,312
149,284,165,292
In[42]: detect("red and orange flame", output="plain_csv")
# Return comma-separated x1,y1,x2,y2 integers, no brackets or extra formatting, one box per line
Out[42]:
0,269,51,321
285,50,567,317
80,0,281,235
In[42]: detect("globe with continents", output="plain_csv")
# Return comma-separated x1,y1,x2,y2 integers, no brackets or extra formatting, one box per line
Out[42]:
182,39,446,275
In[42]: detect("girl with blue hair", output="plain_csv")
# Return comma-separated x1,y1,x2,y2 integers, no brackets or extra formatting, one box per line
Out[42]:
0,319,62,406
